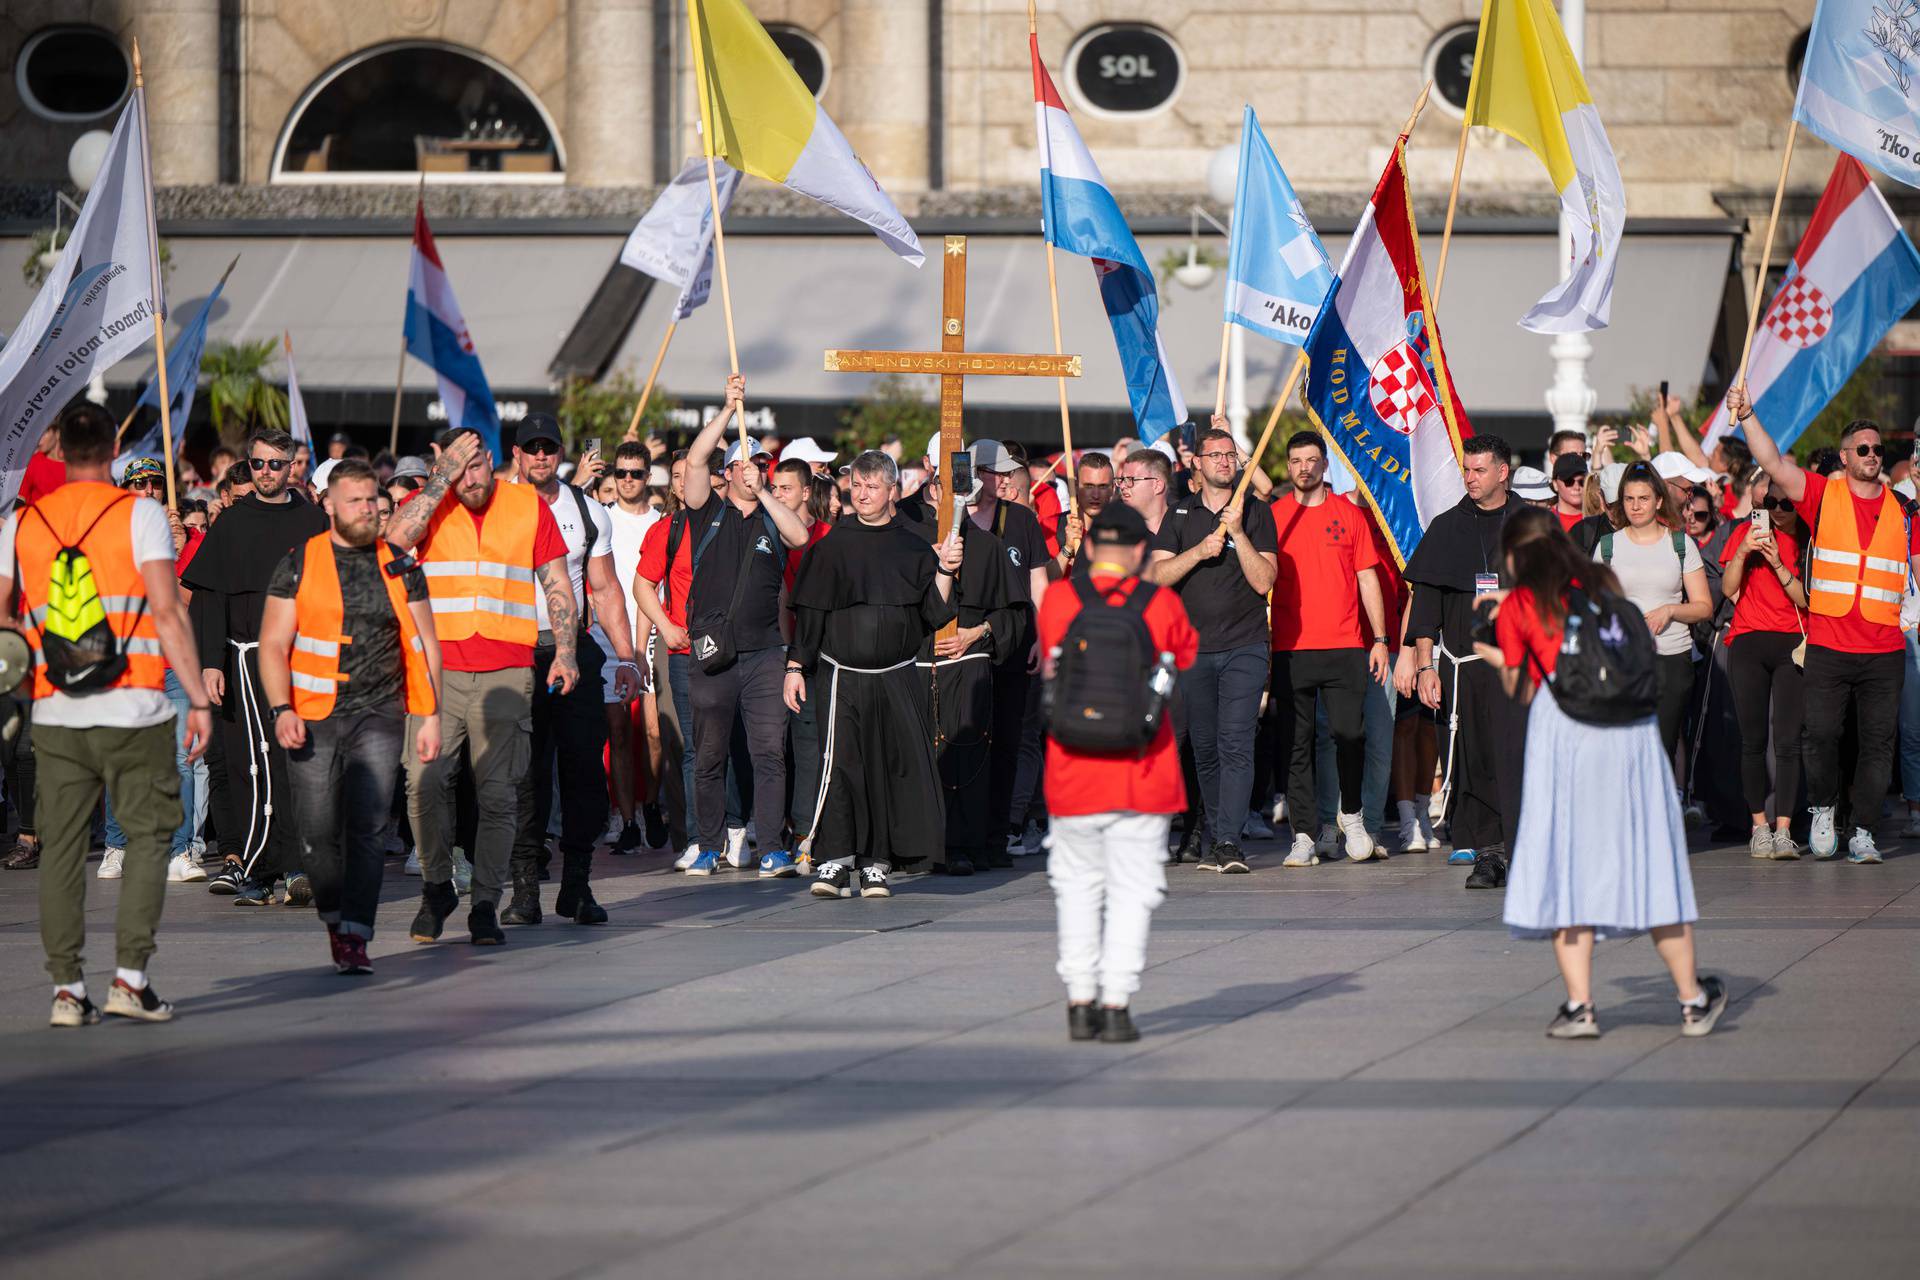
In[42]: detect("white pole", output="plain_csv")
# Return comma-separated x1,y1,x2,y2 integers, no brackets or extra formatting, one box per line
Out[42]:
1226,322,1249,448
1543,0,1597,441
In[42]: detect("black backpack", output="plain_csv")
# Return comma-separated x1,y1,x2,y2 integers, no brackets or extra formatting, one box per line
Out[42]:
1046,575,1169,753
1536,586,1659,726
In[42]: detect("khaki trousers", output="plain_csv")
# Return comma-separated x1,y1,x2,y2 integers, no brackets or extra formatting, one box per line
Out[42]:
405,667,532,908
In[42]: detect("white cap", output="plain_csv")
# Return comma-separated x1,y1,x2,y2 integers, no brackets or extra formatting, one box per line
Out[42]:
1147,437,1178,463
1510,465,1552,501
1651,451,1714,485
310,458,339,491
780,436,836,466
1596,461,1628,504
722,437,770,468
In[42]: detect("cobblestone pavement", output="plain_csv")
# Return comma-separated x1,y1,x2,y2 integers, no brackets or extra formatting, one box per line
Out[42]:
1,832,1915,1279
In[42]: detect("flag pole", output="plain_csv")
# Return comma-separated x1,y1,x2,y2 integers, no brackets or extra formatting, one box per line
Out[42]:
1213,322,1232,420
687,0,746,453
1030,2,1078,521
392,175,423,455
1735,119,1799,386
130,41,178,509
625,319,678,442
1232,351,1308,508
1433,109,1471,309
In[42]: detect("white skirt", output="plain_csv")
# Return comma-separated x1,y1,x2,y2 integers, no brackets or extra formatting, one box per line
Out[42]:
1503,684,1698,940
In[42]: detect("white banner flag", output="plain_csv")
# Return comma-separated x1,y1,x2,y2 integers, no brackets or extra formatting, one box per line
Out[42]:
621,157,740,318
284,331,311,446
0,93,160,508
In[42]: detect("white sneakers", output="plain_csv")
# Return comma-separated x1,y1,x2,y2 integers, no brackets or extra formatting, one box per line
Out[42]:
1283,834,1319,868
674,842,702,871
725,826,752,869
167,852,207,882
1397,801,1429,852
1809,806,1838,859
403,848,422,876
97,847,126,880
1338,812,1378,862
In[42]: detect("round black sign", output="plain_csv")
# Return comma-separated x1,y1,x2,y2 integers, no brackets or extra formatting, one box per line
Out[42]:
1430,25,1479,115
768,26,828,99
1068,26,1182,115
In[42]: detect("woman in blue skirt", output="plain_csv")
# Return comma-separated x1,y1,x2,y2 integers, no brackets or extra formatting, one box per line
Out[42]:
1474,509,1729,1040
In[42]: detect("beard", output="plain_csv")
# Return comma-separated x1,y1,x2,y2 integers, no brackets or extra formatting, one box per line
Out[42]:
334,513,378,547
455,476,494,510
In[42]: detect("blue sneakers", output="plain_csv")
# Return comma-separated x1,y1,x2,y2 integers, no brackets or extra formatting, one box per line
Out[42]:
685,850,722,877
758,850,799,878
1447,847,1477,866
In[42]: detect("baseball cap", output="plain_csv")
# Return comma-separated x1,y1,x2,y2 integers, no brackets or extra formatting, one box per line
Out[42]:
1651,451,1714,485
970,439,1023,474
722,436,771,468
1088,504,1151,546
1147,437,1178,464
310,458,340,491
390,455,431,482
511,413,564,451
780,436,836,466
1551,453,1588,484
120,457,164,488
1596,461,1628,504
1510,465,1552,502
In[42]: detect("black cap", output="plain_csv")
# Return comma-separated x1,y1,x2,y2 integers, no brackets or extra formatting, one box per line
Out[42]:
1552,453,1589,483
510,413,564,451
1088,504,1150,546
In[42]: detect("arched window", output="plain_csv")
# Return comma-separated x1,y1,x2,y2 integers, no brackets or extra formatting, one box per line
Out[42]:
274,42,564,182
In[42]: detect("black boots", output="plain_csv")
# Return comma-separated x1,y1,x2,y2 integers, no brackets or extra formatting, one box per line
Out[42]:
409,881,459,943
1066,1003,1140,1043
468,901,506,945
500,875,543,926
554,854,607,925
1464,847,1509,890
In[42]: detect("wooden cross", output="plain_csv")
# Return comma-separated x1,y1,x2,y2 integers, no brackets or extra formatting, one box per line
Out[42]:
824,235,1080,554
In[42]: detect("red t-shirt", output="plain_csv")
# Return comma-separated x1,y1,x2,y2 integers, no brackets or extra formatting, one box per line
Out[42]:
174,526,204,576
20,452,65,504
636,511,694,650
1720,519,1803,646
784,519,833,592
1034,483,1064,559
1039,573,1199,818
1268,491,1381,651
1368,516,1406,652
1555,507,1584,533
1796,469,1917,655
1496,586,1565,679
409,490,568,673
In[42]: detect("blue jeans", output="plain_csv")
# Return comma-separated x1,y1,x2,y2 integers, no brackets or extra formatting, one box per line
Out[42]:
1175,644,1269,845
104,671,200,856
1317,676,1395,830
1900,629,1920,807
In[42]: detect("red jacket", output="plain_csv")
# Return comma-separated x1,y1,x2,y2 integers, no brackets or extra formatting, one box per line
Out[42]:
1038,572,1199,818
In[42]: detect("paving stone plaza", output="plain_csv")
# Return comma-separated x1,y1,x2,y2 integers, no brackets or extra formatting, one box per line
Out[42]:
2,837,1914,1279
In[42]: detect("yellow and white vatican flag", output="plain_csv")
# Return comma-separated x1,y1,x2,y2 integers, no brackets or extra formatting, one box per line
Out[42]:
688,0,923,266
1466,0,1625,332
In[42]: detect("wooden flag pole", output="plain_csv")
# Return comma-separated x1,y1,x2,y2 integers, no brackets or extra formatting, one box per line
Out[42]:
1213,321,1232,420
1030,1,1078,522
1735,119,1799,386
391,175,424,456
624,319,677,442
702,151,746,455
1231,350,1308,507
1433,107,1471,310
130,41,178,509
114,401,141,450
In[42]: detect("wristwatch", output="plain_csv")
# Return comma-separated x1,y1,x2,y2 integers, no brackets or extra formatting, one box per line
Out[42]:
270,704,293,720
1372,636,1389,646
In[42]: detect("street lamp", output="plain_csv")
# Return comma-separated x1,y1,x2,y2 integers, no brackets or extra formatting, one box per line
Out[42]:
1542,0,1597,439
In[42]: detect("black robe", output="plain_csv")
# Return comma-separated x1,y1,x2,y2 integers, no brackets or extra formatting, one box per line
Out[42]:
791,516,957,868
182,492,328,688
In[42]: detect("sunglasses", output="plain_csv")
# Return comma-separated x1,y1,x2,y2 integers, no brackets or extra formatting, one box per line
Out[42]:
1853,443,1886,459
614,468,646,480
1761,495,1795,512
126,477,162,491
1558,475,1587,486
1686,509,1712,522
521,441,561,457
248,457,290,473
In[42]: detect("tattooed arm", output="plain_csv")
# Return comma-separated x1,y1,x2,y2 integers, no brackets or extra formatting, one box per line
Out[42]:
536,555,580,694
386,433,482,551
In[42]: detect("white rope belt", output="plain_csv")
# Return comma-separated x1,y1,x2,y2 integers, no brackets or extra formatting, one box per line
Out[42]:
1434,638,1481,820
798,653,919,858
228,639,275,876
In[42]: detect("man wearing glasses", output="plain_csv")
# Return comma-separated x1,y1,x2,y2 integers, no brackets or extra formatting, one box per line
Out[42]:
1550,454,1588,533
180,429,328,904
1117,446,1175,537
1145,425,1279,873
1731,384,1920,863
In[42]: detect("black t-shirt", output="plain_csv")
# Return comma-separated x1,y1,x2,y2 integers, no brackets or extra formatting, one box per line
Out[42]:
683,493,785,653
1151,494,1280,651
982,499,1050,659
268,539,428,720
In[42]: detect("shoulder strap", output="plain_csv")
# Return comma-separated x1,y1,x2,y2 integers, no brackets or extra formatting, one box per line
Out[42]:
1121,579,1157,615
565,483,599,553
27,491,133,554
1598,532,1613,563
689,502,726,574
1671,529,1686,561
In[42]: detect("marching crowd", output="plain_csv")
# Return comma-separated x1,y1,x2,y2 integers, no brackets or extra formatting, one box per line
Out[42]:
11,375,1914,1043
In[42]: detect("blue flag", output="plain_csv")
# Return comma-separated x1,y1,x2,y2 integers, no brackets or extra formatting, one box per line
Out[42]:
1794,0,1920,188
117,272,227,471
1224,106,1333,346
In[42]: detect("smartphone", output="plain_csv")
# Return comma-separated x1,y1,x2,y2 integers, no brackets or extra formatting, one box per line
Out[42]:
1751,509,1771,537
585,437,602,459
1179,421,1198,455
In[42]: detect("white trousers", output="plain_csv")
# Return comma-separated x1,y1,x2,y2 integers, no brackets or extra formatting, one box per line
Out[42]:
1046,812,1172,1006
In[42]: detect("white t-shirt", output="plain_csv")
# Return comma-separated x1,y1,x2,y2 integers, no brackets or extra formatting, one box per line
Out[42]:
533,483,613,630
0,496,178,728
605,502,662,637
1597,526,1703,657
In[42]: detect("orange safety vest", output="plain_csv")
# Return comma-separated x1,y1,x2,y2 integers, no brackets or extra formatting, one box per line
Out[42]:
289,533,436,720
415,483,541,645
15,481,167,698
1808,480,1909,628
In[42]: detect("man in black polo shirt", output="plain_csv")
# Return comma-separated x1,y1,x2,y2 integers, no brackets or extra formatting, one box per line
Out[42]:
680,376,813,876
1146,424,1279,873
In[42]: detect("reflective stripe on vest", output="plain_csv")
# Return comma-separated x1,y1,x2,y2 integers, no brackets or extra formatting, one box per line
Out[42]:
14,482,167,698
414,484,542,645
289,533,437,720
1808,481,1909,628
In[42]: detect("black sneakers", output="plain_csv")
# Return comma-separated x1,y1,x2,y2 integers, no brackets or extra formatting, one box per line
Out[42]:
860,866,891,899
499,881,542,926
1169,824,1204,866
811,863,853,899
1067,1003,1101,1041
1098,1006,1139,1043
409,881,459,943
555,881,608,925
940,854,975,876
1195,842,1223,872
613,822,645,855
1681,975,1728,1038
206,860,245,895
468,901,506,946
1214,841,1250,875
1464,848,1509,890
642,803,669,850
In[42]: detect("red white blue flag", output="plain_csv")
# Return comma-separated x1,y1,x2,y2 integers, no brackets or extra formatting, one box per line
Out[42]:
404,201,500,460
